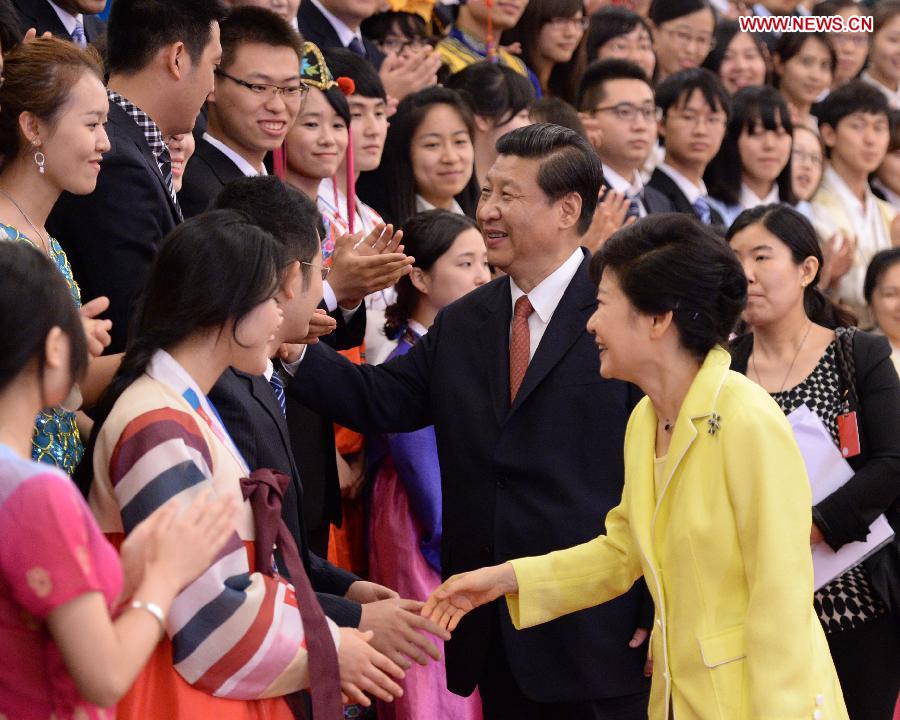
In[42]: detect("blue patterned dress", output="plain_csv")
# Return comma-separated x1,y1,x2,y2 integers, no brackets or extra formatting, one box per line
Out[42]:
1,223,84,475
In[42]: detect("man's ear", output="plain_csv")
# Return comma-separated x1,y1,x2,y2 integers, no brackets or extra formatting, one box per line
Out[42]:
279,261,302,301
557,191,582,231
163,42,187,80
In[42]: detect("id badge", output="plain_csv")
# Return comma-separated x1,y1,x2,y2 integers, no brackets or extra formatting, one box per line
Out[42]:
837,411,861,458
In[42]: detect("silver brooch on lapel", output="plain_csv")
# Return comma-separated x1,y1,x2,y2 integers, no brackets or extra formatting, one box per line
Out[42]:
707,413,722,435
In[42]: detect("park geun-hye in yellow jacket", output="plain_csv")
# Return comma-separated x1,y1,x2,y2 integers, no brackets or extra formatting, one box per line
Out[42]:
506,346,848,720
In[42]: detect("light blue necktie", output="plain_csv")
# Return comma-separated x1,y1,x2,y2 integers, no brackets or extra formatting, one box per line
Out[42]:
71,20,86,48
692,196,712,225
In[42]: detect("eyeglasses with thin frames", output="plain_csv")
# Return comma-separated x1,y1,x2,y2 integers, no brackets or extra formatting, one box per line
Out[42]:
302,261,331,281
591,102,658,123
214,68,309,101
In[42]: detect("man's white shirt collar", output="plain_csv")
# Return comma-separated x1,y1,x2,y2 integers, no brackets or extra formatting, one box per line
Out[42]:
509,248,583,325
310,0,365,50
203,132,268,178
48,1,82,34
658,162,708,205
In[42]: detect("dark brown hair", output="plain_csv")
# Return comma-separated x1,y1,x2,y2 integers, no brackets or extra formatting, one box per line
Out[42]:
0,37,104,170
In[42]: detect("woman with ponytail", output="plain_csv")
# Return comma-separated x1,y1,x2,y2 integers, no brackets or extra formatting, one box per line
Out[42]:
369,209,488,720
80,211,404,720
728,204,900,720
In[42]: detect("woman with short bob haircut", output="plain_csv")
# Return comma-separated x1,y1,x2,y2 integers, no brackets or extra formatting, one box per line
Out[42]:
423,212,849,720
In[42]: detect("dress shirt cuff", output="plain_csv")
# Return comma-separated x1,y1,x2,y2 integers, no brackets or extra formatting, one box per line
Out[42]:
282,350,306,375
323,280,338,313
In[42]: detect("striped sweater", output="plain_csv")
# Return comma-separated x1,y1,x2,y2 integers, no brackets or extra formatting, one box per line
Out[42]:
89,350,340,699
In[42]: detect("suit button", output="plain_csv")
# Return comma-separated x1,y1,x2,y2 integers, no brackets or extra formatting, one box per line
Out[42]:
816,695,825,707
813,711,822,720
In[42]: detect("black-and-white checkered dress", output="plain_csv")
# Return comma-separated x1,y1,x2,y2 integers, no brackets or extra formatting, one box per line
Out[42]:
771,342,886,633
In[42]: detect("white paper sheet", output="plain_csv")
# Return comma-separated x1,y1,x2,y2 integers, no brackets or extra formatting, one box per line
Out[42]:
787,404,894,589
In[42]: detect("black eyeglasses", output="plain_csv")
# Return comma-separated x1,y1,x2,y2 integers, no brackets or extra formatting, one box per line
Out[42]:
215,68,309,100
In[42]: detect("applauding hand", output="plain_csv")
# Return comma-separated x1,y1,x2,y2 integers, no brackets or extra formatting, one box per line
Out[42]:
421,562,518,632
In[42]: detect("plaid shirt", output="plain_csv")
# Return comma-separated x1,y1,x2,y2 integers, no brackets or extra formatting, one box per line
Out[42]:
107,89,181,214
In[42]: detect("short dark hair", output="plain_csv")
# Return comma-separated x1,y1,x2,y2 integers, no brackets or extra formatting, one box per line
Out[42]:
701,20,770,85
705,85,796,207
649,0,713,25
219,6,303,71
323,47,387,101
107,0,227,76
817,79,891,132
384,210,478,339
0,242,88,395
214,177,321,286
446,61,535,126
773,32,837,82
496,123,603,235
360,10,427,43
0,0,23,55
586,6,651,62
576,58,650,113
864,248,900,306
873,0,900,34
727,204,856,328
591,213,747,360
529,98,587,139
656,67,731,118
812,0,858,15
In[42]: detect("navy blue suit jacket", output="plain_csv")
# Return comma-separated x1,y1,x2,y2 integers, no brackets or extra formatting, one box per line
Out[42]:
288,250,652,701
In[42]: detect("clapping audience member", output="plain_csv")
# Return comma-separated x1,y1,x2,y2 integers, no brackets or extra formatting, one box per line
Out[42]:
864,248,900,370
647,0,716,83
370,209,488,720
811,81,895,319
501,0,587,104
705,85,795,226
728,205,900,720
377,86,477,227
812,0,869,90
648,68,731,226
80,211,406,719
0,241,237,720
179,6,304,217
46,0,227,354
860,1,900,110
579,60,671,215
701,19,769,95
446,61,535,187
585,6,656,80
0,38,120,475
772,32,835,128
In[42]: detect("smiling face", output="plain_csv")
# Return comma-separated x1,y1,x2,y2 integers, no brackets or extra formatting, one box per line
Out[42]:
586,268,650,382
414,227,491,314
537,13,585,65
348,94,388,173
830,7,869,87
729,222,815,328
285,86,349,182
588,78,656,178
870,261,900,346
36,72,110,196
208,42,303,166
790,126,823,202
775,37,833,110
738,117,792,191
719,32,767,94
652,8,716,78
596,24,656,79
411,103,475,209
871,15,900,87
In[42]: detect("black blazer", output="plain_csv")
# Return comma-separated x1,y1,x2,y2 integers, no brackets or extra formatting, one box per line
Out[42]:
13,0,105,41
297,0,384,70
648,167,725,227
642,184,676,215
179,136,247,219
288,251,652,701
47,100,181,354
209,368,362,627
730,330,900,549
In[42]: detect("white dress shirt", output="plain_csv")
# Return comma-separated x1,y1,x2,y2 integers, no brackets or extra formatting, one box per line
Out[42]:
604,166,647,217
509,248,583,361
310,0,366,50
48,1,85,45
202,132,268,178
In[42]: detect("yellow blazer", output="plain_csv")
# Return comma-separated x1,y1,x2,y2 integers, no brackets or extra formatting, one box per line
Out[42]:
507,347,848,720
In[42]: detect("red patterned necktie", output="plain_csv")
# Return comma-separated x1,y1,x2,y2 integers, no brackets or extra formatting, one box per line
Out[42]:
509,295,534,403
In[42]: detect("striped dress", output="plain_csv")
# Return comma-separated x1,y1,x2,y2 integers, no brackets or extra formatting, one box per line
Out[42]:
89,350,340,720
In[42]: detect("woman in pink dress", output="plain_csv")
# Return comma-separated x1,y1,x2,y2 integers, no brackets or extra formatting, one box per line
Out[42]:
369,209,490,720
0,242,235,720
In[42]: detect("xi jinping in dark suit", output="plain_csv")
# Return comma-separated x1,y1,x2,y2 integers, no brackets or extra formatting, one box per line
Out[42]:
289,124,651,720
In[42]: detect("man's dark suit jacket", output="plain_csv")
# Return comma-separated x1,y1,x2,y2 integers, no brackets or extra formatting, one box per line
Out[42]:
642,184,676,215
297,0,384,70
47,100,181,354
288,251,652,702
209,368,362,627
647,167,725,227
179,136,246,219
13,0,105,41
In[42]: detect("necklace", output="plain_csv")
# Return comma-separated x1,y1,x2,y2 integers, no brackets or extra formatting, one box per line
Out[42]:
0,188,51,256
752,320,814,393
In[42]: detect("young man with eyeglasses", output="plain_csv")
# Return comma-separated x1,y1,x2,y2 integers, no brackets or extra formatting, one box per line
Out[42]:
648,67,731,228
577,59,674,218
179,6,304,218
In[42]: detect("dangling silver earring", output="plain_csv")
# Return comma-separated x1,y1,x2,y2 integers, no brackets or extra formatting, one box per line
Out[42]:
34,150,45,175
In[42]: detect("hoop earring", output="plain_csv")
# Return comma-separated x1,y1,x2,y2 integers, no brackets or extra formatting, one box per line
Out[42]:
34,150,45,175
